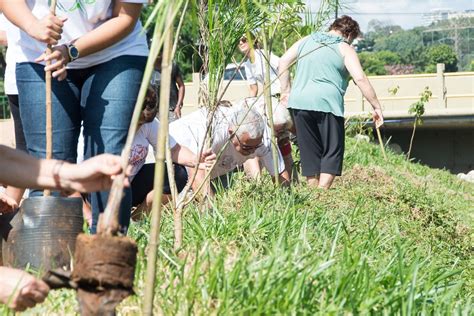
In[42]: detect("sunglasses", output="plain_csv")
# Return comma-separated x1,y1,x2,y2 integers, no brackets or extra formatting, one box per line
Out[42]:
233,134,263,152
239,37,247,43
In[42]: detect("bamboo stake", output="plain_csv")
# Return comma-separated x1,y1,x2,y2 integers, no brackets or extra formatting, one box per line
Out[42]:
44,0,57,197
97,12,168,235
376,126,388,161
261,30,280,186
143,5,174,314
167,0,189,252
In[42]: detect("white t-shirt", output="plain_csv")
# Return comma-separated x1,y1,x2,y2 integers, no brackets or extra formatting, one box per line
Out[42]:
243,49,281,95
129,118,177,179
0,14,20,94
169,107,285,179
13,0,149,69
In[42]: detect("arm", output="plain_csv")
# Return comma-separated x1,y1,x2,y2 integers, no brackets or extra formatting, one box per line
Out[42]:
0,146,127,192
0,267,49,312
41,2,143,79
174,72,185,118
243,60,258,97
170,144,215,169
261,144,290,186
71,2,142,59
248,84,258,97
0,30,7,46
342,44,384,126
187,167,214,198
278,37,306,106
0,0,66,45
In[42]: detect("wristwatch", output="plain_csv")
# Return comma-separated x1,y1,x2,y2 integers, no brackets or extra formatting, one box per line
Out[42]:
67,44,80,62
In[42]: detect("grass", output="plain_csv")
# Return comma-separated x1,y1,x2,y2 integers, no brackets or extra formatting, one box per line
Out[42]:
3,136,472,315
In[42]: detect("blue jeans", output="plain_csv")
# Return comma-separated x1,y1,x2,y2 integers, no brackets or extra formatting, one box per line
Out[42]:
17,55,147,234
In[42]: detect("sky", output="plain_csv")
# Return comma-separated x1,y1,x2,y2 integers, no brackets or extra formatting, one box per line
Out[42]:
305,0,474,32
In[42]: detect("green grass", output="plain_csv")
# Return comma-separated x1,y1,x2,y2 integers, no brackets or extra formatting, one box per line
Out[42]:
4,136,472,315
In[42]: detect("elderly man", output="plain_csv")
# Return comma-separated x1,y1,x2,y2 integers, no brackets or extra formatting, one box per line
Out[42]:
236,97,296,182
169,106,289,195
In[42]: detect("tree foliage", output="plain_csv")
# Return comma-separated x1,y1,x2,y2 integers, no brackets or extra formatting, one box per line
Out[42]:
373,30,425,69
423,44,458,72
358,52,387,76
376,50,401,65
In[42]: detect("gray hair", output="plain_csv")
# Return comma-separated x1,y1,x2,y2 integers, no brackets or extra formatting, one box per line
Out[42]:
229,108,265,139
247,97,293,130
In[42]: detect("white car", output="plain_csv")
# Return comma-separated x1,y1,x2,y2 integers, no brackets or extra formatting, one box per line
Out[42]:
223,63,247,81
202,63,247,82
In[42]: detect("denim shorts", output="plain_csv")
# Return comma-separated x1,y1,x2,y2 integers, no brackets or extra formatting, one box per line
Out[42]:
16,55,147,234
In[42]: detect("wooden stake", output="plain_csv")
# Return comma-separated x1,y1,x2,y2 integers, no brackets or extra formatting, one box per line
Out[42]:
97,10,166,235
44,0,57,197
376,126,388,161
143,5,174,315
261,30,280,185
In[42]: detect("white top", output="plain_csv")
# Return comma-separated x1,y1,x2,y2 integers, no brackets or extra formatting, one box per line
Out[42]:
169,107,285,179
243,49,281,95
129,118,177,179
0,14,20,94
14,0,149,69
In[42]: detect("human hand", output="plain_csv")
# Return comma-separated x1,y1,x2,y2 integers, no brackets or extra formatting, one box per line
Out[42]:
35,44,69,81
0,191,18,215
372,108,384,128
0,267,50,312
197,149,216,170
25,14,67,45
58,154,130,193
174,106,182,119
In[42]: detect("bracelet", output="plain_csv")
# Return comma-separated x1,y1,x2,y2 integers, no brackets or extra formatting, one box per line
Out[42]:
53,160,65,189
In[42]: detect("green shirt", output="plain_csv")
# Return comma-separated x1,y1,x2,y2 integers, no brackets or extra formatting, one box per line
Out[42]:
288,32,349,117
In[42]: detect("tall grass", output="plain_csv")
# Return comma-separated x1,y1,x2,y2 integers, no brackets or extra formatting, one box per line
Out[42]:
8,136,472,314
128,137,471,314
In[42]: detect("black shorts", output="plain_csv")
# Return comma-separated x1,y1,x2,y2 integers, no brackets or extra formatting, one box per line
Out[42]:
292,109,344,176
131,163,188,206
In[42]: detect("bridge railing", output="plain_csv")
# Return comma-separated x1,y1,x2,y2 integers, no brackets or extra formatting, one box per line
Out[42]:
344,64,474,118
181,64,474,119
1,65,473,146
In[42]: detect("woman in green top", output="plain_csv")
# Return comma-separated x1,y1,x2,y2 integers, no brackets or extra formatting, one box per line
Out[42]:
279,15,384,189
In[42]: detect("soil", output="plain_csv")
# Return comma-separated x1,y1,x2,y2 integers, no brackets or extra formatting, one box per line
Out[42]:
71,233,138,316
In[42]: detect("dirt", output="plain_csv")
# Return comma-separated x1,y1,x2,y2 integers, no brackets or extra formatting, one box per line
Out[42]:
72,234,137,289
71,234,138,316
337,164,394,188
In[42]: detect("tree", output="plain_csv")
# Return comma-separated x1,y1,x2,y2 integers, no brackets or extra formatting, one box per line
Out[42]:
358,52,387,75
423,44,458,72
376,50,401,65
374,30,425,70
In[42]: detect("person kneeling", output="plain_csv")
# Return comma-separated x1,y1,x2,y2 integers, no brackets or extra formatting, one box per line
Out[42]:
129,88,214,219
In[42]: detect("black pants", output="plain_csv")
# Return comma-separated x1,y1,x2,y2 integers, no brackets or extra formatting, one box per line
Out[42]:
131,163,188,206
8,94,27,152
292,109,345,176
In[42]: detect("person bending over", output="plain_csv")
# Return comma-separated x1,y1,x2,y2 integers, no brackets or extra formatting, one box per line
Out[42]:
236,97,296,182
169,106,289,197
129,88,215,218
